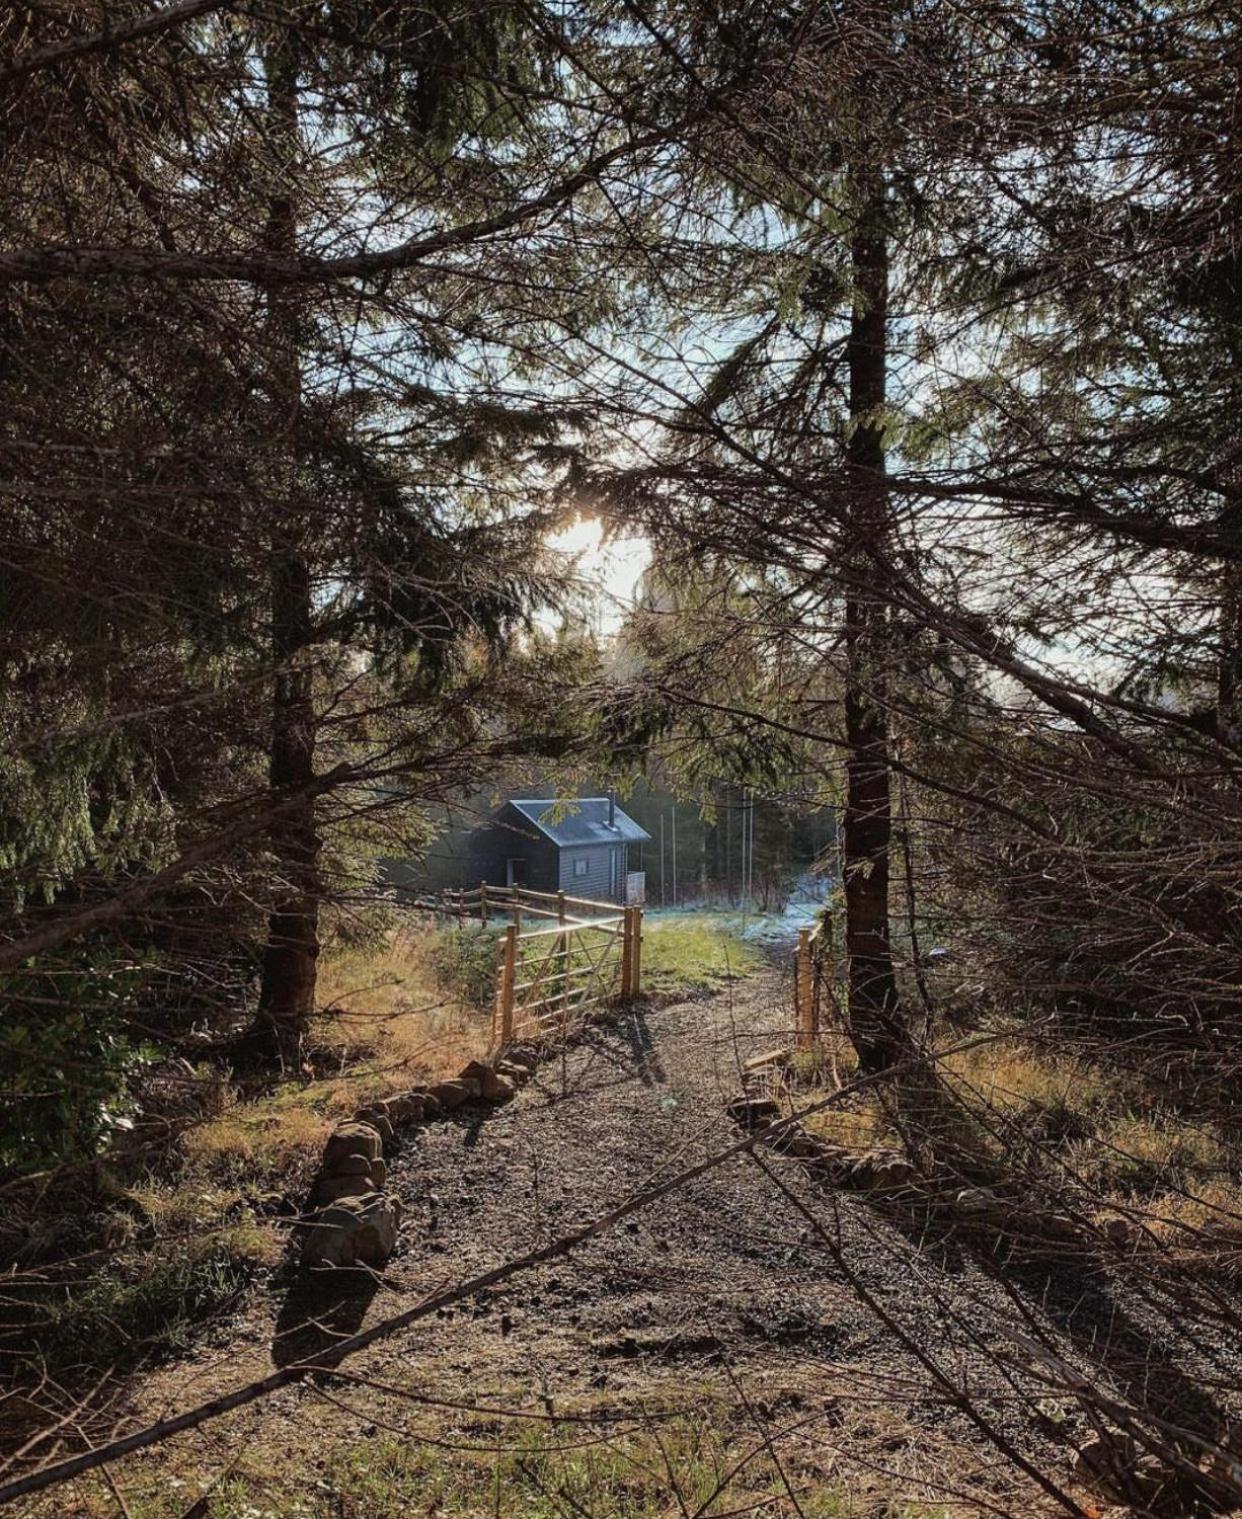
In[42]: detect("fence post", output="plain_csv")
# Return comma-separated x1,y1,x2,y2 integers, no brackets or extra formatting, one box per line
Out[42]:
796,928,814,1049
479,882,488,924
497,924,517,1046
621,907,635,998
631,906,642,997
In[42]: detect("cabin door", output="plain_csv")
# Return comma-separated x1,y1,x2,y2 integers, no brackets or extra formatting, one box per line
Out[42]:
506,857,527,888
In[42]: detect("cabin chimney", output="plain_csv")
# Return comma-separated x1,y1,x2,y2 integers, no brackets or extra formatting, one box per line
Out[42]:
607,788,616,828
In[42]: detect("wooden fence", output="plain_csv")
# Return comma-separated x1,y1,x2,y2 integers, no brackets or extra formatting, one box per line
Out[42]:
411,885,642,1046
495,906,643,1045
794,919,834,1050
412,883,622,925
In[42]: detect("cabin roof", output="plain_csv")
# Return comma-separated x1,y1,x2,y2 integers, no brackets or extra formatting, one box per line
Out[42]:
506,797,651,847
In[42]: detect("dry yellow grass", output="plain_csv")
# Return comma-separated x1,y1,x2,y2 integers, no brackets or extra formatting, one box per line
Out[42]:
314,921,488,1096
180,921,491,1194
801,1027,1242,1250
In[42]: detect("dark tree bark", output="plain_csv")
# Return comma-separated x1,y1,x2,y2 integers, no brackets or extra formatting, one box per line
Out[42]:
256,28,319,1069
841,172,906,1072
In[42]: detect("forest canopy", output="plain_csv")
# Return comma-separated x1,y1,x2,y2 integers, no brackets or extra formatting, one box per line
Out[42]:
2,2,1242,1514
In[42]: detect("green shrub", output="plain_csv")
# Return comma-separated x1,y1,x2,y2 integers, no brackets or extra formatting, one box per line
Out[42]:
429,922,504,1009
0,952,159,1176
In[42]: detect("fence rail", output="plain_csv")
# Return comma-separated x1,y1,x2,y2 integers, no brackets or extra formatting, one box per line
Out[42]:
408,885,642,1047
411,884,625,925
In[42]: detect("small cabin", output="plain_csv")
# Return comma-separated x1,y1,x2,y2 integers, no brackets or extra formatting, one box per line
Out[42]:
469,796,651,904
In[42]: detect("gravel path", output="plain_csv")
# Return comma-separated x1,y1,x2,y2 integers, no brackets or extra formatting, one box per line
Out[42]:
368,971,1242,1478
383,969,900,1391
79,969,1242,1517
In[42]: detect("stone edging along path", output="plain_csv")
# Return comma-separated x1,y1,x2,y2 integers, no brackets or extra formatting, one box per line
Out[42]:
298,1051,536,1270
299,1014,1150,1273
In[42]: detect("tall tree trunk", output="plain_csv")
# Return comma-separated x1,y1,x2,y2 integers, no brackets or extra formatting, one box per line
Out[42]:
256,28,319,1069
841,173,905,1073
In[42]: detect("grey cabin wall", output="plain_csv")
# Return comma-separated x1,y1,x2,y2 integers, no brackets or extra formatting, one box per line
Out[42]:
558,843,627,902
469,809,560,891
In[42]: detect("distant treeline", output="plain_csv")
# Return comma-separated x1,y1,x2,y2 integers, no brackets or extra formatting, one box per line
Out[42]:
390,780,837,910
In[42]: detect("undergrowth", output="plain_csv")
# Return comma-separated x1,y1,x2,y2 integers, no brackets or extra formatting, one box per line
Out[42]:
800,1025,1242,1249
65,1403,870,1519
7,910,770,1387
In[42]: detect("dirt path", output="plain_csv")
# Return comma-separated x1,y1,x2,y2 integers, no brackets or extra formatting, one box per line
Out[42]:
47,969,1242,1515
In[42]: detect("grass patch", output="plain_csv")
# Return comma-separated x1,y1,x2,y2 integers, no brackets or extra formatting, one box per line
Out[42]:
72,1404,856,1519
315,920,488,1085
23,1221,281,1375
801,1026,1242,1249
640,912,765,998
174,919,494,1197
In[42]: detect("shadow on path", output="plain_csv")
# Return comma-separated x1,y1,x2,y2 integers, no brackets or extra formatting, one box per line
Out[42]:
270,1265,380,1371
808,1172,1235,1510
619,1006,667,1086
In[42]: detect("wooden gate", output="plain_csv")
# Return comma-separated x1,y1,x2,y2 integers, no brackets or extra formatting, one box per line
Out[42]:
496,909,639,1044
408,884,642,1047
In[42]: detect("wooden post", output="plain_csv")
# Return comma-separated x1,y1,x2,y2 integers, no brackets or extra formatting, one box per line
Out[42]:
796,928,815,1049
497,924,517,1046
479,882,488,924
631,906,642,997
621,907,635,998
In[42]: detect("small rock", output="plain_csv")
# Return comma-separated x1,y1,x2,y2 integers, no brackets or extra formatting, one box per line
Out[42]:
496,1060,531,1086
431,1079,480,1110
302,1192,402,1268
850,1151,915,1190
354,1109,395,1146
459,1059,494,1085
325,1153,373,1179
1099,1215,1141,1248
315,1172,378,1205
500,1047,538,1072
323,1122,382,1169
481,1070,516,1103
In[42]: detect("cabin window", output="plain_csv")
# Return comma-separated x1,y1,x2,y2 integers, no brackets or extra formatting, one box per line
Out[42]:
573,856,590,878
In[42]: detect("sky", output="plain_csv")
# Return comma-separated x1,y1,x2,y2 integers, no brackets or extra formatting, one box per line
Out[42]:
546,516,651,634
